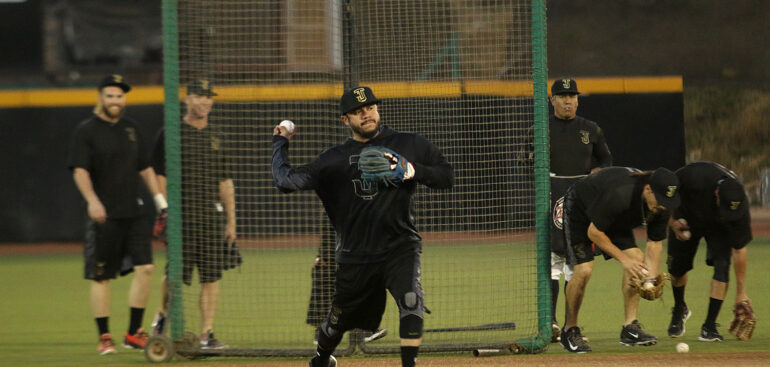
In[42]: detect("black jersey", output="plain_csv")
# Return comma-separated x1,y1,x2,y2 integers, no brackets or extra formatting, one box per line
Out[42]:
180,123,232,212
68,115,150,218
571,167,668,241
272,126,454,264
675,161,749,228
152,128,165,176
549,115,612,176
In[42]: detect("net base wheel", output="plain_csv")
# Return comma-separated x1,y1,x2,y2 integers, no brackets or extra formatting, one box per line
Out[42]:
144,335,175,363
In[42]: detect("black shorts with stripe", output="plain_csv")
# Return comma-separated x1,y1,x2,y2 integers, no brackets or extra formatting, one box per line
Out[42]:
83,216,153,280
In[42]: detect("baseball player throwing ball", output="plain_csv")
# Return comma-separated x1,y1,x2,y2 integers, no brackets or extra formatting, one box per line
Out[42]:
272,86,454,367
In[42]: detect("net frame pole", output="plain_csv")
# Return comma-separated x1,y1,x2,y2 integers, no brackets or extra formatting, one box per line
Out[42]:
516,0,550,352
161,0,185,341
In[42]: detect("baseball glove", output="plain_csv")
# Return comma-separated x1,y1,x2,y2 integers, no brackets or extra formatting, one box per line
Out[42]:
630,273,670,301
358,146,410,184
153,208,168,243
729,300,756,341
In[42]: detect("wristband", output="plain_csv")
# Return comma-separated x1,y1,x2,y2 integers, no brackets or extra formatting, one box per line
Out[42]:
154,193,168,212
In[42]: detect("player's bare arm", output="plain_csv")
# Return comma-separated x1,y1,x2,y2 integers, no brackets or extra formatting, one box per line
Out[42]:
219,178,237,244
72,167,106,223
732,247,749,303
139,166,168,213
643,240,663,277
587,223,648,279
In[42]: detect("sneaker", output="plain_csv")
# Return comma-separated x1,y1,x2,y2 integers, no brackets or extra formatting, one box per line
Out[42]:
309,355,337,367
363,328,388,343
200,330,228,349
551,323,561,343
98,333,117,355
668,306,692,338
151,312,167,336
560,326,591,353
620,320,657,346
698,323,724,342
123,328,149,349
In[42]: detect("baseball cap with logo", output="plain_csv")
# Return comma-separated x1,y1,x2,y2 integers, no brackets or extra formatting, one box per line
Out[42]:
649,167,681,210
98,74,131,92
187,79,218,97
717,177,747,222
340,86,380,115
551,78,580,96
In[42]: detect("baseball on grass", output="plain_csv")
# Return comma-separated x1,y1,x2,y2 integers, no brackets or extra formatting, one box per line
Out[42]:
279,120,295,133
676,342,689,353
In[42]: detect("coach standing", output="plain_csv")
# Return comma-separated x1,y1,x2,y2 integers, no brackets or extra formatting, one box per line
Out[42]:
272,86,454,367
68,75,167,355
666,162,752,341
149,80,237,349
548,77,612,341
560,167,680,353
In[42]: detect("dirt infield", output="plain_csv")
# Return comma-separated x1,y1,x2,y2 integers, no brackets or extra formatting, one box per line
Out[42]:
126,351,770,367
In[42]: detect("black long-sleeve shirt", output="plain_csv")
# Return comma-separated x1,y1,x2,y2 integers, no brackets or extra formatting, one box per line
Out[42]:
549,115,612,176
272,126,454,264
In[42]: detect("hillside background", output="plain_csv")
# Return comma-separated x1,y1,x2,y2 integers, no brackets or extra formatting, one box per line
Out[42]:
546,0,769,201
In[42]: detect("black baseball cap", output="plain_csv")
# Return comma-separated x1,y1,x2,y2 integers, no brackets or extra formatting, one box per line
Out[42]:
717,177,747,222
649,167,681,210
187,79,218,97
98,74,131,92
340,86,380,115
551,78,580,95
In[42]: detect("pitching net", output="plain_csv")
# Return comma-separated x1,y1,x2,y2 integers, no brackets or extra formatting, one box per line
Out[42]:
162,0,550,357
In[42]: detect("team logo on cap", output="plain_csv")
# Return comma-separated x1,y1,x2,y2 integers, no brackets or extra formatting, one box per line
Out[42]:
666,186,677,197
579,130,590,144
730,201,741,210
112,74,124,83
353,87,367,102
561,79,572,89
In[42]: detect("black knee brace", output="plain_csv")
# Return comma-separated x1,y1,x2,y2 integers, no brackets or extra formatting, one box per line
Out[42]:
317,307,344,351
399,314,423,339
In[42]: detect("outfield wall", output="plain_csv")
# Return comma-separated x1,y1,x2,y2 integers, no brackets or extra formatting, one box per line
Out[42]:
0,78,683,242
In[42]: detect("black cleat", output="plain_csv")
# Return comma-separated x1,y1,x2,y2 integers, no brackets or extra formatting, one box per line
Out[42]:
620,320,657,346
309,355,337,367
698,323,724,342
668,306,692,338
560,326,591,353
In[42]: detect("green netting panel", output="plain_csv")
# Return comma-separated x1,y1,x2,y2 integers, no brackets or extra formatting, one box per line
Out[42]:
163,0,549,356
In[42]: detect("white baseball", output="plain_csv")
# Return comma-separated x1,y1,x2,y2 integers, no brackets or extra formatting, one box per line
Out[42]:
676,342,689,353
682,230,692,240
643,281,655,290
279,120,295,133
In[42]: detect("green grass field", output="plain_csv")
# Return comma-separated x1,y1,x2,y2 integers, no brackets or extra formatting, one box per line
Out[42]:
1,237,768,367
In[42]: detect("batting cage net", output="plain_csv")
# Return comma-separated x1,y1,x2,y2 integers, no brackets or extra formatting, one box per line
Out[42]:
159,0,550,359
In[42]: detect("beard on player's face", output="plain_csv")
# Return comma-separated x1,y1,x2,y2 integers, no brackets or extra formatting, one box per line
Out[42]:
349,118,380,139
101,104,125,119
